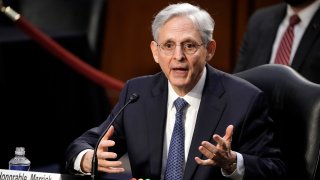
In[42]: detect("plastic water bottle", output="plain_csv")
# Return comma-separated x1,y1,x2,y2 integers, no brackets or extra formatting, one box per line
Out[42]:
9,147,31,171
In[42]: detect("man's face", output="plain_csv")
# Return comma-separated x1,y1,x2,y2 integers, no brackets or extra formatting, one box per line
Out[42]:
150,16,215,96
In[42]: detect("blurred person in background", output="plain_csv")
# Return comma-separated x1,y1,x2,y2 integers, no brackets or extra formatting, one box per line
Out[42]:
233,0,320,84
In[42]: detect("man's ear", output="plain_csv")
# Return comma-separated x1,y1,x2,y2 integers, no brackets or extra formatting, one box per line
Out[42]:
205,40,216,62
150,41,159,63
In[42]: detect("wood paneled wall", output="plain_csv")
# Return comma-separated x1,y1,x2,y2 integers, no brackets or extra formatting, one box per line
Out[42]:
100,0,282,101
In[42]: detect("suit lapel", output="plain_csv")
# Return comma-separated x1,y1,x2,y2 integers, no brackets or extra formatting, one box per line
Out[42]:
183,66,226,180
292,7,320,70
145,73,168,177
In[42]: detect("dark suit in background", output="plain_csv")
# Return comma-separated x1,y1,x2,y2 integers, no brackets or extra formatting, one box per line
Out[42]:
233,2,320,84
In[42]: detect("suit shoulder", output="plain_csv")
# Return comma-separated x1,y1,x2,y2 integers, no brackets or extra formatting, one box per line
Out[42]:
252,3,284,17
208,66,262,94
249,3,285,23
222,71,264,95
127,72,162,83
123,72,165,89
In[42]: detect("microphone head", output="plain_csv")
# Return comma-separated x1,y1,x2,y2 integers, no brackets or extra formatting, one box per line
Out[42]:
129,93,139,103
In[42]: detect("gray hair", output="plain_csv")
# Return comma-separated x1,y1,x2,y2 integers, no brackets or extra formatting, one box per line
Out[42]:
151,3,214,44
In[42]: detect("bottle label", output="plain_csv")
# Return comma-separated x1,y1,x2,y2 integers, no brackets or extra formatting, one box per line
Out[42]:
9,165,30,171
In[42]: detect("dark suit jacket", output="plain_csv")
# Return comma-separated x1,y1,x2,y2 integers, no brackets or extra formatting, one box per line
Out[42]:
233,3,320,84
65,65,287,180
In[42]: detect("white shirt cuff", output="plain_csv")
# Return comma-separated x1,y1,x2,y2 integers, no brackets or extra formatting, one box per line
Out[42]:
74,149,92,174
221,152,245,180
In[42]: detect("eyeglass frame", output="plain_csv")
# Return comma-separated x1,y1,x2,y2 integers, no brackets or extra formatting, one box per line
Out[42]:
155,40,205,56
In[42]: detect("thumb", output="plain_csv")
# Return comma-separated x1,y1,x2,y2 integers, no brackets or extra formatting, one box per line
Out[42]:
103,125,114,141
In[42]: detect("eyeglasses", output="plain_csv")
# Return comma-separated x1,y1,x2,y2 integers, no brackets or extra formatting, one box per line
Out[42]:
156,41,204,55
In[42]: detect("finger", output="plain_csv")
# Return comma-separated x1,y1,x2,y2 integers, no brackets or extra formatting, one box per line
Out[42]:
199,143,217,159
213,134,224,147
101,167,125,174
213,125,234,150
98,140,115,155
99,126,115,152
224,125,234,142
103,125,115,141
98,159,123,168
98,160,125,173
98,151,118,160
194,157,215,166
100,139,116,148
97,140,117,161
200,141,216,153
220,125,234,152
213,135,230,153
99,166,125,174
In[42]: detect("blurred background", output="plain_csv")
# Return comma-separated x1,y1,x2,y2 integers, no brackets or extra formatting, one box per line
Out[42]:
0,0,282,172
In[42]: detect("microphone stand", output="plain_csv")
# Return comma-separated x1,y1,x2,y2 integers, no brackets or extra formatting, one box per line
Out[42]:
91,93,139,180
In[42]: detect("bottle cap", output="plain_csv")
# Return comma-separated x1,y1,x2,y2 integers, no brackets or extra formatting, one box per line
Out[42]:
15,147,26,156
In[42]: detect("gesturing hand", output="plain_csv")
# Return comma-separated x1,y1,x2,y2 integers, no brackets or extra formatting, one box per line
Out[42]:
195,125,237,173
81,125,125,174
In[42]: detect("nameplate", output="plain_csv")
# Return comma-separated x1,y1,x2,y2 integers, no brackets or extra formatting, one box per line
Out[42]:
0,169,81,180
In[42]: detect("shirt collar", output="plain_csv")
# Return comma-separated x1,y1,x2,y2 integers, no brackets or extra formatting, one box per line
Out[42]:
168,66,207,109
287,0,320,27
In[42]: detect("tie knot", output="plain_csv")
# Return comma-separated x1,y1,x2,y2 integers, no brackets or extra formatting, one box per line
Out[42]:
289,14,300,27
174,98,188,113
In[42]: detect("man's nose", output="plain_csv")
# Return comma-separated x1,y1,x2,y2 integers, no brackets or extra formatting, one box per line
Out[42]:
172,45,185,60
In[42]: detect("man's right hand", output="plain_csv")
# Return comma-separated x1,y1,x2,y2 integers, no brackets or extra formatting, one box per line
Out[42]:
81,126,125,173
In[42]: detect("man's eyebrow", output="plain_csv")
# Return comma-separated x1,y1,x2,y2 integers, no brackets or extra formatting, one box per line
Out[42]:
162,39,197,44
161,39,174,43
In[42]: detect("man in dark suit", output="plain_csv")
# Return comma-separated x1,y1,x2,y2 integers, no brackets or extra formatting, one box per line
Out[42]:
65,3,287,180
233,0,320,84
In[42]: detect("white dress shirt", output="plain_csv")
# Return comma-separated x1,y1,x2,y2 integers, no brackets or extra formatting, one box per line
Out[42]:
160,67,244,180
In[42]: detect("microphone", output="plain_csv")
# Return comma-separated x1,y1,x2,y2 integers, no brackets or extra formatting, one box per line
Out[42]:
91,93,139,180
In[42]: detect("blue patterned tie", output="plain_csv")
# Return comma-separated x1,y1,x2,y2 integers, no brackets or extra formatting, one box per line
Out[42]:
164,98,188,180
